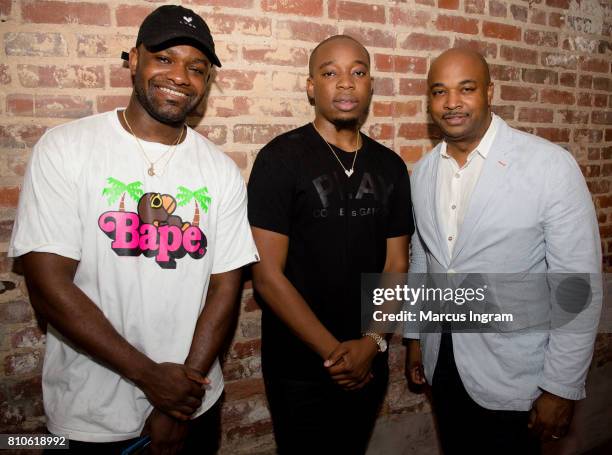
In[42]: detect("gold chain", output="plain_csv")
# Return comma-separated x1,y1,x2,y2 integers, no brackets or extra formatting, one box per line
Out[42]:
122,110,185,177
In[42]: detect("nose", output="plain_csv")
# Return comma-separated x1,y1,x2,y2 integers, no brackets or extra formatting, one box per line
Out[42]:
166,63,189,86
444,89,461,110
336,71,355,90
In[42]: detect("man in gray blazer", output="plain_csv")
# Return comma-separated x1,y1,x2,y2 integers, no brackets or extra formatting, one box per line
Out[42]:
404,48,601,454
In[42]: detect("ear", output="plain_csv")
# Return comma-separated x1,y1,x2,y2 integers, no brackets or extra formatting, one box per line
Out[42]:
487,82,494,106
306,76,314,101
129,47,139,77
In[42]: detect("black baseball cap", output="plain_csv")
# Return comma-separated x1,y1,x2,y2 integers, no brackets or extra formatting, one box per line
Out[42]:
121,5,221,67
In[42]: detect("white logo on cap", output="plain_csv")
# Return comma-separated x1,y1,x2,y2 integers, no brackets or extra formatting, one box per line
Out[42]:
183,16,192,23
180,15,196,29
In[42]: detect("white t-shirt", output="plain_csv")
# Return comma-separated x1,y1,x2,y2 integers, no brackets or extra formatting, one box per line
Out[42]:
9,109,259,442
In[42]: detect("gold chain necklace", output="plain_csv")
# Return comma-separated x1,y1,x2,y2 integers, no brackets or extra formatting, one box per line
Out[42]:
311,122,361,177
122,110,185,177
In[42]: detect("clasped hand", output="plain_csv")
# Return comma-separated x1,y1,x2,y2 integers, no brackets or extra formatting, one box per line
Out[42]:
324,338,378,390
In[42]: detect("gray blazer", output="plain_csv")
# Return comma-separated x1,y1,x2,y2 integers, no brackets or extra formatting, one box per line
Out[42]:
406,116,602,410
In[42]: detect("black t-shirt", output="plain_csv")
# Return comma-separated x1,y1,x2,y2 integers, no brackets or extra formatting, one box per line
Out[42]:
248,123,414,380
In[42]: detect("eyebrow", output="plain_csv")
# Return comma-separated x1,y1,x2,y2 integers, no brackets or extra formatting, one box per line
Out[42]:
317,59,370,70
429,79,478,88
159,48,210,65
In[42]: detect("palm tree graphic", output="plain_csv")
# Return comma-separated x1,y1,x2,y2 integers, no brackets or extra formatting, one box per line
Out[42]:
176,186,211,226
102,177,144,211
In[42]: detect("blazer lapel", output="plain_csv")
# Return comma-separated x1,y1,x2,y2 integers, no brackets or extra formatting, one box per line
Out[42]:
425,147,451,266
451,120,512,262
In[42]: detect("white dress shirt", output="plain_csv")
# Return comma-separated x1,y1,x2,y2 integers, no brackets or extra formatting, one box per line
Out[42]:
437,114,500,256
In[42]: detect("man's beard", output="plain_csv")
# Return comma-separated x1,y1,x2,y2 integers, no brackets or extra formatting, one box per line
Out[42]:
331,117,359,131
134,80,198,126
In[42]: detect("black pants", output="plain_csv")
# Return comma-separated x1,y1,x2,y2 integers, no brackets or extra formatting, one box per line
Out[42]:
431,333,540,455
44,400,221,455
265,368,388,455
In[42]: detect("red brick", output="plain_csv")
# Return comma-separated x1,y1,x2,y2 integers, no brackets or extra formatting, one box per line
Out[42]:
35,96,93,118
454,38,497,59
186,0,253,6
593,94,607,108
374,55,427,74
0,65,10,85
399,79,427,96
261,0,322,17
97,95,130,113
606,129,612,142
329,0,385,24
518,108,553,123
18,64,104,89
224,378,265,400
194,125,227,145
234,124,294,144
557,110,589,124
603,164,612,177
541,53,577,70
581,58,609,74
0,186,20,207
390,8,431,28
208,14,271,36
500,46,538,64
22,1,110,25
597,196,612,209
4,350,42,376
540,89,575,105
489,0,507,17
530,9,547,26
7,95,34,116
549,12,565,28
109,64,131,88
344,27,395,48
401,33,450,51
115,5,153,27
580,164,600,178
574,129,603,143
368,124,394,140
588,180,610,195
510,5,528,22
373,78,394,96
578,93,592,107
579,75,593,89
400,146,424,163
536,127,570,143
500,85,537,102
416,0,435,4
226,152,247,169
559,72,576,87
435,15,479,35
593,77,610,92
0,125,46,148
277,20,337,43
76,34,109,58
522,68,558,85
243,46,308,66
438,0,459,9
0,300,34,323
207,96,251,118
546,0,569,9
490,64,520,81
5,32,67,57
398,123,442,140
392,101,422,117
465,0,485,14
216,70,263,91
230,339,261,359
482,21,521,41
492,105,515,120
0,0,11,16
592,111,612,125
524,30,558,48
11,327,45,349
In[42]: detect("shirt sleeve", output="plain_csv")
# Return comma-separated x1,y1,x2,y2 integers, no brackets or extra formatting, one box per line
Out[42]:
386,162,414,238
211,160,259,274
9,129,82,260
247,144,295,236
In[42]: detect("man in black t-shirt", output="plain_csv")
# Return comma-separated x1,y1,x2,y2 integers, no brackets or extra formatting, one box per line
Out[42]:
248,35,414,454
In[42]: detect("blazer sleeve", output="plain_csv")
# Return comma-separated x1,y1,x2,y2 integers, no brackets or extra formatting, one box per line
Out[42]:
539,148,602,400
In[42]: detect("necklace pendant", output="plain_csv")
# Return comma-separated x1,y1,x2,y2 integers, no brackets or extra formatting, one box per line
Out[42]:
148,165,155,176
345,169,354,177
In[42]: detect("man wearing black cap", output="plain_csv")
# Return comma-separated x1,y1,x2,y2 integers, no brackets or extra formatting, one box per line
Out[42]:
9,5,257,454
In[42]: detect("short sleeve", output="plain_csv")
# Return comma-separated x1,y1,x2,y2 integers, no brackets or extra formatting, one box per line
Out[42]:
247,144,295,236
211,161,259,274
386,163,414,238
9,130,82,260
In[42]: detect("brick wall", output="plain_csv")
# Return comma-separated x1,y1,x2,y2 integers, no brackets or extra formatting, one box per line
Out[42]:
0,0,610,453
